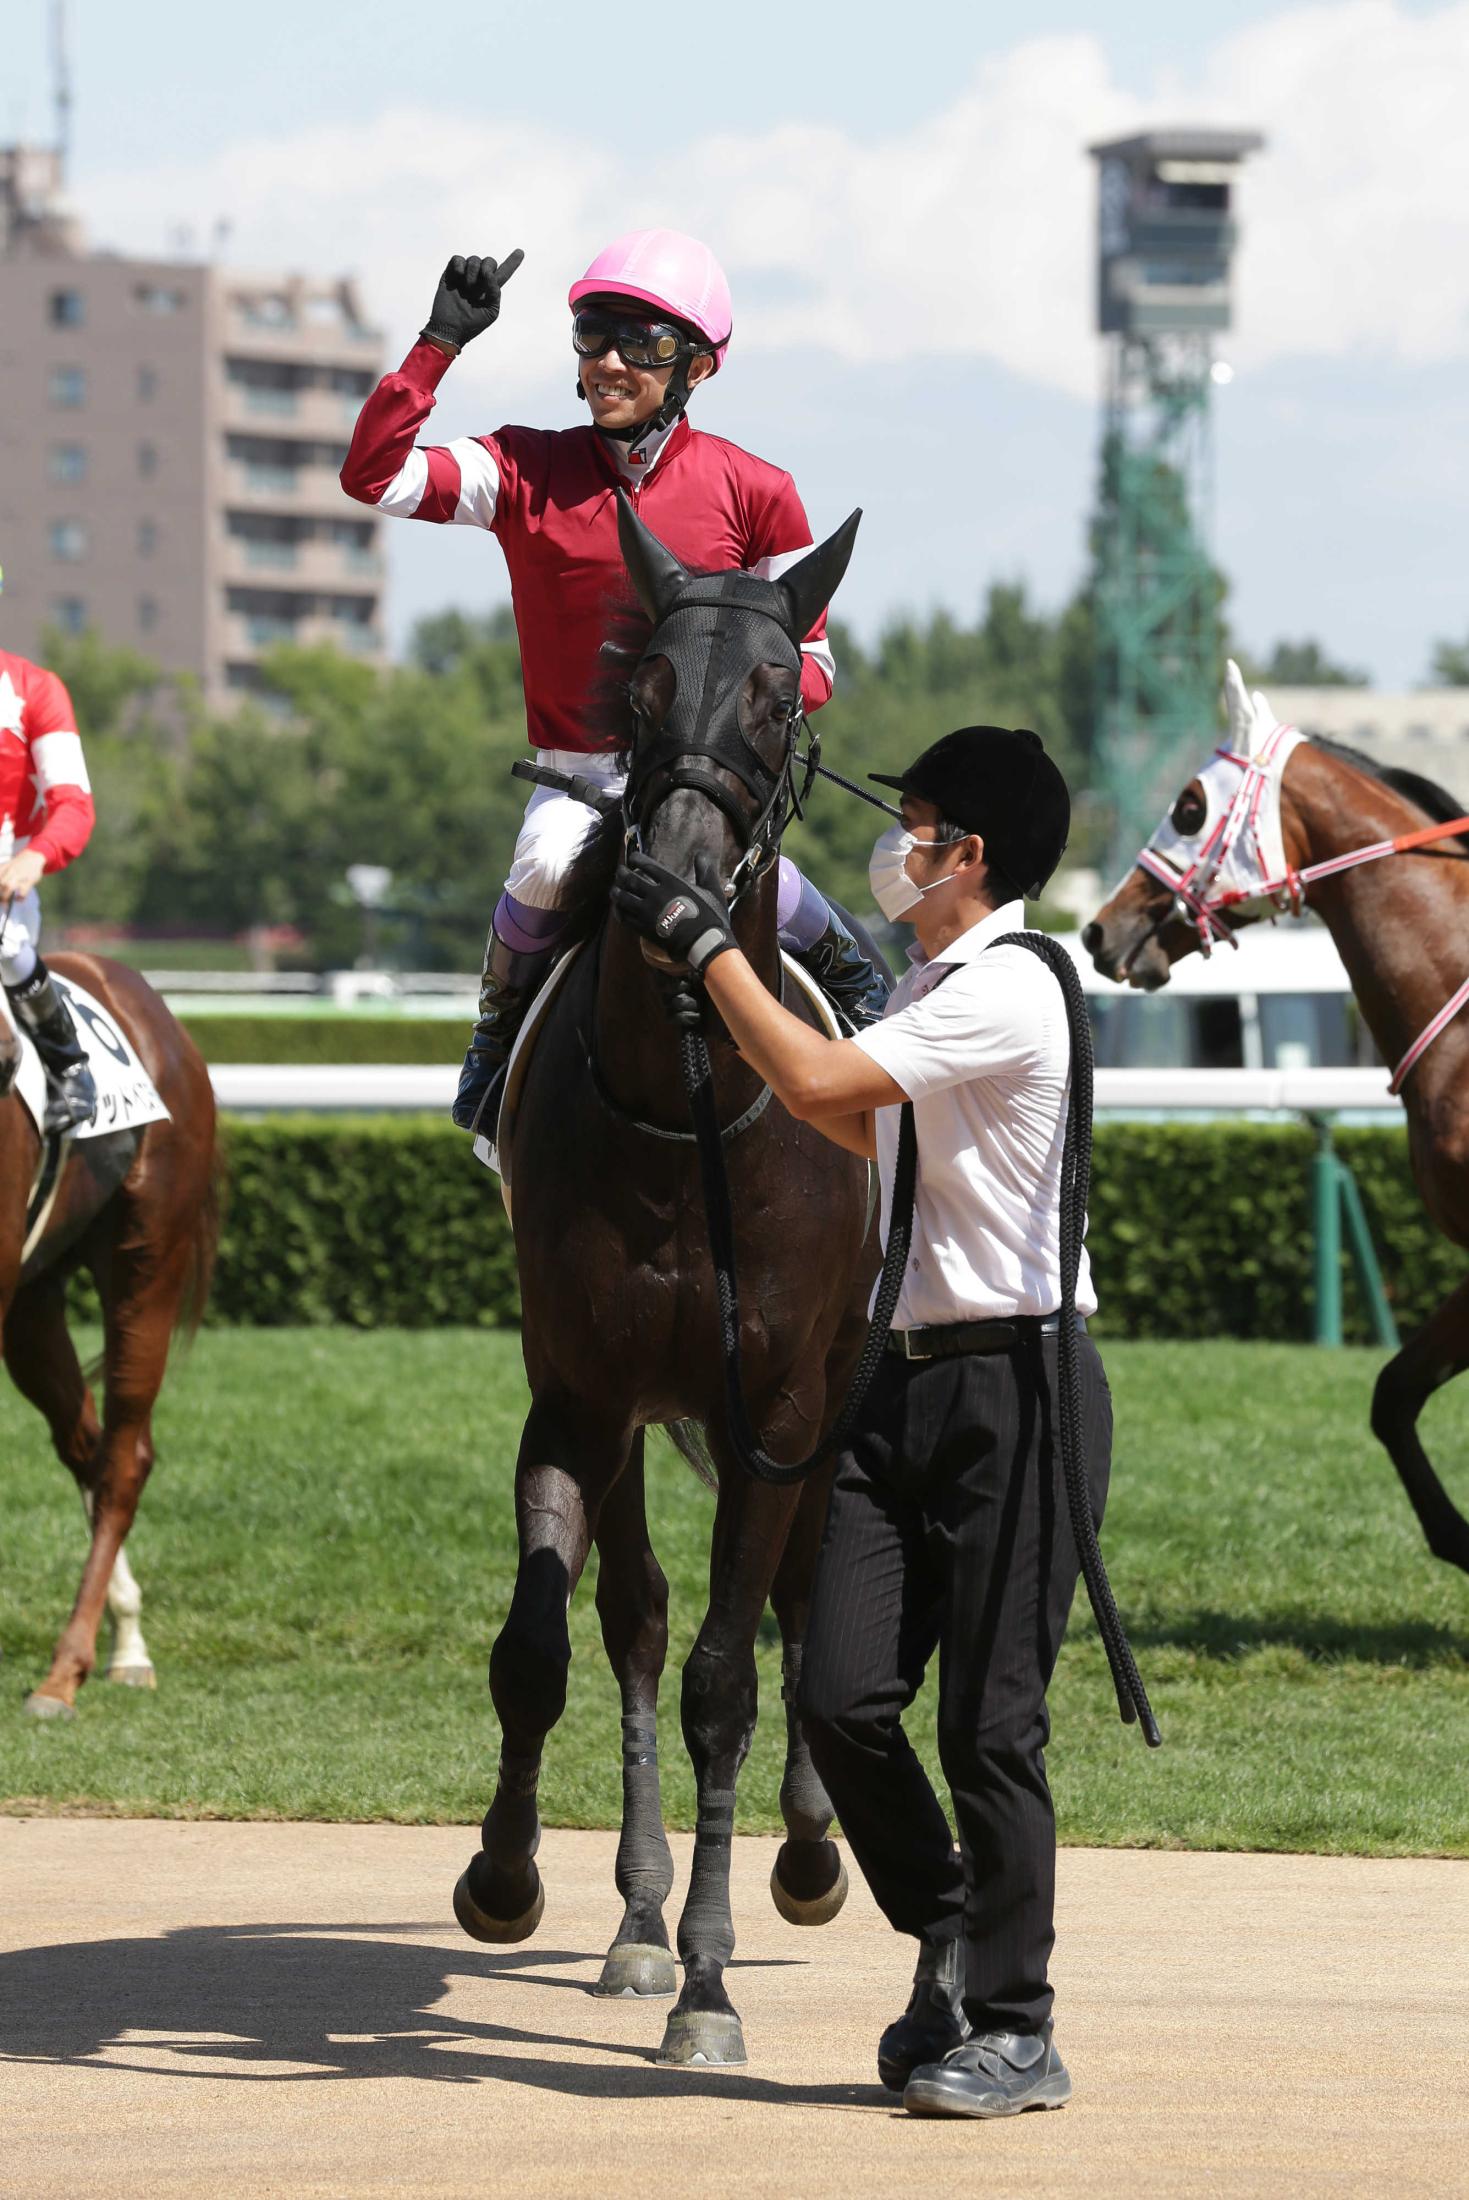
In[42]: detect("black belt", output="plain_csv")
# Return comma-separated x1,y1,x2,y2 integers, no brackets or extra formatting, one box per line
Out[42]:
886,1312,1088,1362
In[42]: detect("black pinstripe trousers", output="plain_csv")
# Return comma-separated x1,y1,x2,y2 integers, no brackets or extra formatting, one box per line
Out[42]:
798,1330,1112,2035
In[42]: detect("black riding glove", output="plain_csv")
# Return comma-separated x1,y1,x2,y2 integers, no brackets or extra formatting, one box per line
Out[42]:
611,852,737,976
421,249,524,351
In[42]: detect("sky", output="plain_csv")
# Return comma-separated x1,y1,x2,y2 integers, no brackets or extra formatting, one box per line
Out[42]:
7,0,1468,685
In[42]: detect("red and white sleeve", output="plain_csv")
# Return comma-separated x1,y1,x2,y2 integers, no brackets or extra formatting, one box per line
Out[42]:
25,668,94,873
339,340,502,528
746,474,837,712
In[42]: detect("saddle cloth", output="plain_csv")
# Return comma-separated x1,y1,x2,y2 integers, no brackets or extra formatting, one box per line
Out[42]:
476,947,844,1226
6,974,172,1145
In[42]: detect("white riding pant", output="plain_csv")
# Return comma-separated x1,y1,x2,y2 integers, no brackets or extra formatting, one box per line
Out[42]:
0,889,41,987
503,749,628,912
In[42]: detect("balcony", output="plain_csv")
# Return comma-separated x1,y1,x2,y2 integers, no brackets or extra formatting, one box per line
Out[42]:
220,534,384,592
221,379,373,440
222,306,382,375
223,612,385,662
224,460,356,517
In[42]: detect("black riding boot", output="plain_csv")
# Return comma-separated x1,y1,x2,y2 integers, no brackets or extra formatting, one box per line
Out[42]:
877,1936,970,2093
794,902,889,1031
7,963,97,1134
451,927,558,1138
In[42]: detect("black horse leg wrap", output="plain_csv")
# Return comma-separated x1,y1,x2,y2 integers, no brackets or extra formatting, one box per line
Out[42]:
621,1715,659,1767
776,1643,834,1845
681,1785,740,1966
616,1714,674,1913
496,1750,542,1798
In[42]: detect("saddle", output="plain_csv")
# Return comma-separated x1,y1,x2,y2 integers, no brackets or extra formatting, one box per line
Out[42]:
478,946,844,1225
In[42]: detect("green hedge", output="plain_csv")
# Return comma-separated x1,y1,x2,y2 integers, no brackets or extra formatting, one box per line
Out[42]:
1089,1123,1461,1342
181,1015,462,1065
94,1118,1458,1339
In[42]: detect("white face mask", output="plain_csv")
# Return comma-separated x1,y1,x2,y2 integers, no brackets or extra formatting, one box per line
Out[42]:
867,824,962,923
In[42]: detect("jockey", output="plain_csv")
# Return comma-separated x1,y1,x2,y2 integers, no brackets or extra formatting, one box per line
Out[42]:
0,572,98,1132
342,228,886,1137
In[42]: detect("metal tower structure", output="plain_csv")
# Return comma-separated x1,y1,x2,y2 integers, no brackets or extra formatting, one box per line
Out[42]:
1088,127,1263,870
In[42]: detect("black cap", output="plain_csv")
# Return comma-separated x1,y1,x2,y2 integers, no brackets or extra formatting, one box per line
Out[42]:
870,725,1070,898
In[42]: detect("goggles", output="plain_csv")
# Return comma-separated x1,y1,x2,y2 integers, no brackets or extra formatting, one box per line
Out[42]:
572,309,693,369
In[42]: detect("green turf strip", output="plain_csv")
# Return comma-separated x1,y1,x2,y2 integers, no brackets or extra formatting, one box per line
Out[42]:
2,1335,1465,1855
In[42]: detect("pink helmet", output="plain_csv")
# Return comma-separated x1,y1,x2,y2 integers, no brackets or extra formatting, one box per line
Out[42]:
568,229,732,371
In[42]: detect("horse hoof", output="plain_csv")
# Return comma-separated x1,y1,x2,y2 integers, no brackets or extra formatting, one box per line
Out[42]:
23,1690,76,1722
770,1846,849,1927
593,1943,677,1998
107,1664,157,1690
452,1864,544,1944
656,2009,748,2067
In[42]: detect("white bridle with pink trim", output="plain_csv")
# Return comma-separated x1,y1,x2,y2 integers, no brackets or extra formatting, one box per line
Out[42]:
1131,661,1469,1097
1136,719,1305,955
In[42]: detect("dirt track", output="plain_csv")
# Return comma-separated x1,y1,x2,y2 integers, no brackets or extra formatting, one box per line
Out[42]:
2,1818,1465,2197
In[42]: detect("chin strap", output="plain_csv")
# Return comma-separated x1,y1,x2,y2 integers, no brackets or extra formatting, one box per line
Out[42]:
576,360,697,465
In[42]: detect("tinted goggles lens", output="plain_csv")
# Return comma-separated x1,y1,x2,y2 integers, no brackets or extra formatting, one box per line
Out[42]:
572,311,687,368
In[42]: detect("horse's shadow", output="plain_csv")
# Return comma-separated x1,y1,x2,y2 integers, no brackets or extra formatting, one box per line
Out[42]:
1128,1607,1469,1666
0,1923,872,2107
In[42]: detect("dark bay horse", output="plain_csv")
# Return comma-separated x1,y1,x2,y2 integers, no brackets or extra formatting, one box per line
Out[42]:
4,954,219,1715
1084,663,1469,1574
453,500,878,2066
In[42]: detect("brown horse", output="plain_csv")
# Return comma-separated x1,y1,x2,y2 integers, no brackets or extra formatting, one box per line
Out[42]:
5,954,219,1716
453,499,880,2067
1083,664,1469,1574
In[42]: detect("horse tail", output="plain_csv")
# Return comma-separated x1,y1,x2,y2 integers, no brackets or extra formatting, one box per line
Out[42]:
661,1418,718,1491
174,1139,225,1353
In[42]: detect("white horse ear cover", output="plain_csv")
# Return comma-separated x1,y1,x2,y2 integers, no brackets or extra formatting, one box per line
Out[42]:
1222,658,1280,759
1223,658,1254,747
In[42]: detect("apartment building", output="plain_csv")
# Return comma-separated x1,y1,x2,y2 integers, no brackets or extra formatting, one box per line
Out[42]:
0,144,385,706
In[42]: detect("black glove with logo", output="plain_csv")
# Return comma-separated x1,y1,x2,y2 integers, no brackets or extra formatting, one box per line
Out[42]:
611,851,737,976
421,249,524,351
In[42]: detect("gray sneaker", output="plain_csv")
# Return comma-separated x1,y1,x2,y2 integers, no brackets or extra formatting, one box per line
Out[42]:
903,2019,1071,2118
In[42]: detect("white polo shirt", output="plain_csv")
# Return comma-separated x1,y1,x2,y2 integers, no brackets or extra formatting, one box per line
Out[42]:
852,900,1097,1327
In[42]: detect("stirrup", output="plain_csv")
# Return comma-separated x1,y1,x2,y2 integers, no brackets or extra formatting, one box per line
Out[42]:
43,1064,97,1135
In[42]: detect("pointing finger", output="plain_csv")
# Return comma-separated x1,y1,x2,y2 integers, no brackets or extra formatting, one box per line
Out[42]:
495,247,525,285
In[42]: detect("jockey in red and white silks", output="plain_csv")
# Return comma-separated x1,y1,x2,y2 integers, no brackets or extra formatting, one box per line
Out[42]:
0,606,98,1131
342,228,885,1139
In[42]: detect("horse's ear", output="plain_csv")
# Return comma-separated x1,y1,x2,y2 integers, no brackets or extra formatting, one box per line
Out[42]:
777,509,862,641
617,491,688,624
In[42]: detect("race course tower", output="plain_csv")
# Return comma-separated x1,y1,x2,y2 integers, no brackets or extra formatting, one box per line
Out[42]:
1088,126,1263,869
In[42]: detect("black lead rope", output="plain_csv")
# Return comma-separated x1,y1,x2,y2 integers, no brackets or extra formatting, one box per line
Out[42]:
674,988,918,1492
996,934,1161,1748
674,936,1160,1747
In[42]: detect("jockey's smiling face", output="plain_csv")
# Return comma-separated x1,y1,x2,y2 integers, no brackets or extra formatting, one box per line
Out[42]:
576,324,715,434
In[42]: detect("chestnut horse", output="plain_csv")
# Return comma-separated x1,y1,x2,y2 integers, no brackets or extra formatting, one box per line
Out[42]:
453,499,880,2068
5,954,219,1715
1084,664,1469,1574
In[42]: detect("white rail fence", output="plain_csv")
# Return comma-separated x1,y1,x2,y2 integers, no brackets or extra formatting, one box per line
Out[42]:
209,1064,1403,1116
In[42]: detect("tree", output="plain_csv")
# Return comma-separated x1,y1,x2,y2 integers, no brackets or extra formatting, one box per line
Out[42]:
1428,635,1469,687
1236,639,1368,688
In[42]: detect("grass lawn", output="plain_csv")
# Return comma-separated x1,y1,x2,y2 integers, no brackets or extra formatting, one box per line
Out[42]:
2,1333,1466,1855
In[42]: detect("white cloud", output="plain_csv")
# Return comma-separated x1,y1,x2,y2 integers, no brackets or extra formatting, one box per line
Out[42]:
75,0,1469,407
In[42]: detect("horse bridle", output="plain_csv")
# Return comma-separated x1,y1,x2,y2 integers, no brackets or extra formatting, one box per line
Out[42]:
1129,724,1469,1093
621,592,821,907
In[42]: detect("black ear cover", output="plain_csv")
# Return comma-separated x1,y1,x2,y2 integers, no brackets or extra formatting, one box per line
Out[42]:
616,491,690,624
777,508,861,639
